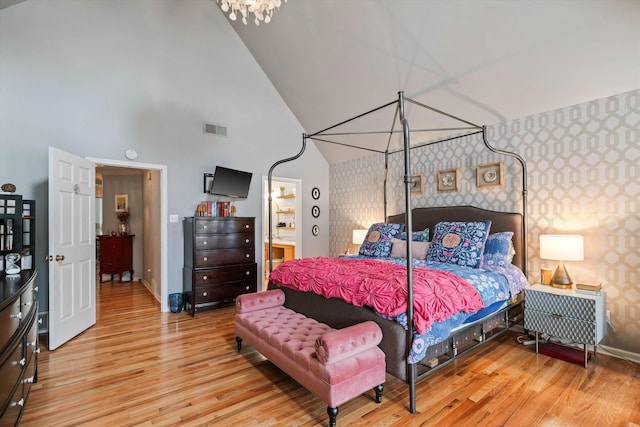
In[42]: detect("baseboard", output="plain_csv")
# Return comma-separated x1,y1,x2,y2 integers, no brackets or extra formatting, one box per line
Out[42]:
140,278,161,303
598,344,640,364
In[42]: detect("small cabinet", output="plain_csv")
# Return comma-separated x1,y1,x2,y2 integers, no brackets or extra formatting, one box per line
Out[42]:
0,195,35,273
183,217,257,316
98,235,134,282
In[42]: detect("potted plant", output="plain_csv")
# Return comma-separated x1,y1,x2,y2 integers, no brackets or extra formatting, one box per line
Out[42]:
279,186,285,196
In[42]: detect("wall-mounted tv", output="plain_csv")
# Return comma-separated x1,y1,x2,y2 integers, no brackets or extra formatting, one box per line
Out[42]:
207,166,253,198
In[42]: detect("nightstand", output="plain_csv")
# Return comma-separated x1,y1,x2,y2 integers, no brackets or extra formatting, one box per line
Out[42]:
524,284,606,368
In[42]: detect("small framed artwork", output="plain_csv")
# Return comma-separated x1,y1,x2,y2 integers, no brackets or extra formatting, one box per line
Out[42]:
410,174,424,194
311,187,320,200
203,173,214,193
437,169,459,192
115,194,129,212
477,162,503,188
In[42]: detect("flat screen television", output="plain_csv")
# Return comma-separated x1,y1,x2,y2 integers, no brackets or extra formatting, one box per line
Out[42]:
208,166,253,198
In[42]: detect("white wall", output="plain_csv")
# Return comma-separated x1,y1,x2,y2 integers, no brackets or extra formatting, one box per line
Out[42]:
0,0,329,308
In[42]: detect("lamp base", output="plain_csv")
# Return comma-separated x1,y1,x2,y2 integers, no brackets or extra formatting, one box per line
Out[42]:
551,261,573,288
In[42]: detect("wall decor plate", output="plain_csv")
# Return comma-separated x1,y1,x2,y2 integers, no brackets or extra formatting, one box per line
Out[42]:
311,205,320,218
477,162,503,188
312,224,319,236
311,187,320,200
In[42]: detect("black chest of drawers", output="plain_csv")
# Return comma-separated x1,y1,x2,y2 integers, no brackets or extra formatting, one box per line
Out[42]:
183,217,257,316
0,270,38,426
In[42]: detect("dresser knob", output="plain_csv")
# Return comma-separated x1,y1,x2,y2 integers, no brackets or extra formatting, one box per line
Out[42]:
203,241,207,245
203,225,208,230
245,286,250,290
11,398,24,408
10,312,22,320
203,257,208,261
245,254,250,258
245,239,250,244
203,291,208,297
17,357,26,367
245,224,250,229
245,271,250,276
23,301,31,308
202,276,208,280
23,376,35,384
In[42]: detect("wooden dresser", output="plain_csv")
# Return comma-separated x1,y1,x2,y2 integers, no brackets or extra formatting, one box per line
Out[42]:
98,235,135,283
0,270,38,426
183,217,257,316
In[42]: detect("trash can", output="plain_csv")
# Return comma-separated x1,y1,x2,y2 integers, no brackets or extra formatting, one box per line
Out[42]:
169,292,184,313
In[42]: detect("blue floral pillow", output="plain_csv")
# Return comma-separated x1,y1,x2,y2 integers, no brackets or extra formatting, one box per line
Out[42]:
481,232,515,268
359,222,404,257
399,228,430,242
426,221,491,268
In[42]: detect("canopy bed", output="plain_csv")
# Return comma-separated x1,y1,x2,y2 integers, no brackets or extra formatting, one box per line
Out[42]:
266,92,528,413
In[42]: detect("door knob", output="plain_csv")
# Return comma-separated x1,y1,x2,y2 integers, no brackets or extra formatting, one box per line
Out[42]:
55,254,65,261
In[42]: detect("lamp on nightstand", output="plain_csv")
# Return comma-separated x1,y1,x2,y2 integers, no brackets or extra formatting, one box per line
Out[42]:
539,234,584,288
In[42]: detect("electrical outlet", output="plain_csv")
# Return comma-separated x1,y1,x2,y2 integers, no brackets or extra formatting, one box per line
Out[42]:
169,214,179,223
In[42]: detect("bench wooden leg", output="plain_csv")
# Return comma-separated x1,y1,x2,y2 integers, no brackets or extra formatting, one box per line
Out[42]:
235,336,242,351
327,406,338,427
374,384,384,403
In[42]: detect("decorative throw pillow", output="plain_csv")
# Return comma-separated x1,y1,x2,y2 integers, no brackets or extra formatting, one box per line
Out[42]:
390,238,430,259
481,231,515,268
359,222,404,257
426,221,491,268
399,228,430,242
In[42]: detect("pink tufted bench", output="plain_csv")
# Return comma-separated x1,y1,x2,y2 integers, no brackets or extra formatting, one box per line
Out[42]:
234,289,385,427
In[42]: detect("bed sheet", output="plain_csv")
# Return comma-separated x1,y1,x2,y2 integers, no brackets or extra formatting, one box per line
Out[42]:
339,256,528,363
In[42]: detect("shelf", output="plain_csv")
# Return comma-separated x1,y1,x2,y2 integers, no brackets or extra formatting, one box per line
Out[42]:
277,194,295,199
276,209,295,214
276,227,295,230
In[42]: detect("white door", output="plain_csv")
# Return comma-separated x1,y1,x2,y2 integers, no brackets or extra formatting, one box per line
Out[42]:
48,147,96,350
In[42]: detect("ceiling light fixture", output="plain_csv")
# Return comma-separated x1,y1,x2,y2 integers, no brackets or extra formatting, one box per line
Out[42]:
217,0,286,26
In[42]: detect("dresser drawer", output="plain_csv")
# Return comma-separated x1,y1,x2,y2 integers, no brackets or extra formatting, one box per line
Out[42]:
195,249,255,267
524,309,598,345
194,234,254,250
194,281,256,303
526,289,597,322
0,299,21,348
194,218,254,234
195,264,256,285
0,342,23,412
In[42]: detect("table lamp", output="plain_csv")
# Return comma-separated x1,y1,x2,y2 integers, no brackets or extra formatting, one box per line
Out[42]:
351,229,368,254
539,234,584,288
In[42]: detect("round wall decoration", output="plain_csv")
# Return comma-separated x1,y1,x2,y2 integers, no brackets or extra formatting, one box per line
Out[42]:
311,205,320,218
312,224,319,236
311,187,320,200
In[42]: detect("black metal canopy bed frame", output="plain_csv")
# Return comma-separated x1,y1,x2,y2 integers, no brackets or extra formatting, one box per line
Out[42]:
267,91,528,413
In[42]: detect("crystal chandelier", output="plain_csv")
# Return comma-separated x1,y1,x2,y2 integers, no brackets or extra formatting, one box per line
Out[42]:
217,0,286,26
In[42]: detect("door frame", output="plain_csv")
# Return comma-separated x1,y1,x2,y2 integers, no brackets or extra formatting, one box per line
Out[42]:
261,176,302,290
87,157,170,312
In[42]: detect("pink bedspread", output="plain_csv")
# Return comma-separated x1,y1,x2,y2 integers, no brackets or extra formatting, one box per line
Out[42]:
269,257,484,334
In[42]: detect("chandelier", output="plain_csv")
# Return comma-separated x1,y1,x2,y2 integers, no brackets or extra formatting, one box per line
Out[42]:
217,0,286,26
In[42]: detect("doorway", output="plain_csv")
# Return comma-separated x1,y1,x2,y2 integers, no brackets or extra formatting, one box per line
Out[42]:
261,176,302,290
87,157,169,311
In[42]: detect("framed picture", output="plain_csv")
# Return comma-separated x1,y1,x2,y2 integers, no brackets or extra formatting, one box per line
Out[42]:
410,174,424,194
477,162,503,188
437,169,459,192
115,194,129,212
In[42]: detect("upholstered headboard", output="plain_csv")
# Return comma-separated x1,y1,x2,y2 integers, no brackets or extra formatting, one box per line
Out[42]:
387,205,525,272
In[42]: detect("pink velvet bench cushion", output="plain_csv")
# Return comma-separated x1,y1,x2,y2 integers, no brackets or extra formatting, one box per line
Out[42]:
235,290,386,409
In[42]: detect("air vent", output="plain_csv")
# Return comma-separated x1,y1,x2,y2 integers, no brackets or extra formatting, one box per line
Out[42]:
203,122,227,137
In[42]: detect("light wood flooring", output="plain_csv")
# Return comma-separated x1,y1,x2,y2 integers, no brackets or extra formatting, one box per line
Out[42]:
21,282,640,426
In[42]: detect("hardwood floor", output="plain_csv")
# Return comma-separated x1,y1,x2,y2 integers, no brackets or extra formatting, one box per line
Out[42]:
21,283,640,426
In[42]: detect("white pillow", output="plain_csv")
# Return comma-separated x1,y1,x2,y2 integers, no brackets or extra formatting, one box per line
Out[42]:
390,238,430,259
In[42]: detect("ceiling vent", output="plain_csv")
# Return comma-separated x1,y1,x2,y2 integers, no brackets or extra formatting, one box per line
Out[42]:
203,122,227,137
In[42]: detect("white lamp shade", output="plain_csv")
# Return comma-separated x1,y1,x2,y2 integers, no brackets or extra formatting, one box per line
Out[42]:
539,234,584,261
352,229,368,245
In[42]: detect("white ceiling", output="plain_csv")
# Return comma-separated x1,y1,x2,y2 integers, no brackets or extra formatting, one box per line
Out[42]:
224,0,640,163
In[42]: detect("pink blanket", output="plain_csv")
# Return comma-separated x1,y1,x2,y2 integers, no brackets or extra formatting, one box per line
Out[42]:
269,257,484,334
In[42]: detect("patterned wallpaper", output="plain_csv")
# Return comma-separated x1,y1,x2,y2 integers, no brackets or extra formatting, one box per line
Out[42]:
329,89,640,354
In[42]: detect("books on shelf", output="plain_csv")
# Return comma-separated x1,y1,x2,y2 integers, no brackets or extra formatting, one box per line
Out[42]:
195,201,233,217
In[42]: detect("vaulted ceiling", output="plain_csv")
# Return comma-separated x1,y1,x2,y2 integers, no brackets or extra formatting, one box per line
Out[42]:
223,0,640,163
